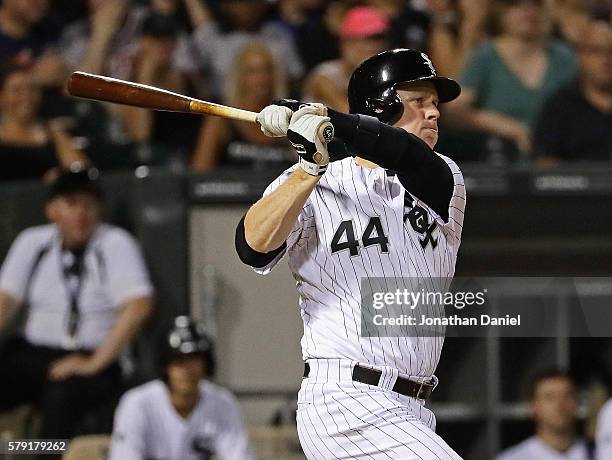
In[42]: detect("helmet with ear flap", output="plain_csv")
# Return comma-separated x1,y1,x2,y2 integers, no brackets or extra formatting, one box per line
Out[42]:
348,48,461,125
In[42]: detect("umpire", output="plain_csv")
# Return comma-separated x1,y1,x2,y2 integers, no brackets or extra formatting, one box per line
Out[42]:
0,169,154,440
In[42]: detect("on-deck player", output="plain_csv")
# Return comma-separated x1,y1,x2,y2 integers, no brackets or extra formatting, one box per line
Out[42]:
108,316,253,460
235,49,466,459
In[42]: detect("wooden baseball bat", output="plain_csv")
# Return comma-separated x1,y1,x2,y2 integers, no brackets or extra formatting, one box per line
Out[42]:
67,71,258,123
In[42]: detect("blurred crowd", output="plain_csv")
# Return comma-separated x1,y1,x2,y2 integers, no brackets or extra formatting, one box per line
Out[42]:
0,0,610,181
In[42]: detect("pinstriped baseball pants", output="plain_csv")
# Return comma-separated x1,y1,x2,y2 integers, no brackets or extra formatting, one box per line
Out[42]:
296,359,463,460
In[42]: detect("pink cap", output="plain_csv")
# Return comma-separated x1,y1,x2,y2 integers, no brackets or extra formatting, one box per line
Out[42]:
339,6,390,39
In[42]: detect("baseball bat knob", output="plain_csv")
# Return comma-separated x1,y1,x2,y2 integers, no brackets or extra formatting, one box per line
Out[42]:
317,121,335,145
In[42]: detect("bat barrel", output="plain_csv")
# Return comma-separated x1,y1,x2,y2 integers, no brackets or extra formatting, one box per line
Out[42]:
67,72,195,112
67,72,259,123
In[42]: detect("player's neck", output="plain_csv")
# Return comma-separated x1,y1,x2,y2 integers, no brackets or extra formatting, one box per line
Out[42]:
354,157,379,169
536,427,575,453
170,389,200,419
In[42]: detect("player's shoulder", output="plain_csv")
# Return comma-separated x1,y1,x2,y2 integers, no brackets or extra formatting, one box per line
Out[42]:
435,152,464,186
12,224,56,249
201,380,240,407
435,152,461,171
93,224,140,251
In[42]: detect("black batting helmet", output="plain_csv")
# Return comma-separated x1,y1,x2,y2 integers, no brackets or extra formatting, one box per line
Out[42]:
348,48,461,125
160,316,216,378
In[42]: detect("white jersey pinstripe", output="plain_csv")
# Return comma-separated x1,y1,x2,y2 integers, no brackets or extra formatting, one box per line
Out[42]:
255,155,466,459
255,155,466,379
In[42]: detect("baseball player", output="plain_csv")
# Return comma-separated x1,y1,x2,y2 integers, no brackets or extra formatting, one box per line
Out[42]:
235,49,465,459
496,370,589,460
108,316,253,460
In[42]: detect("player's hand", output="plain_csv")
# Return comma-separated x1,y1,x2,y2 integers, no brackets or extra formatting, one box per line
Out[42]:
257,104,293,137
257,100,328,138
48,353,98,381
287,105,335,176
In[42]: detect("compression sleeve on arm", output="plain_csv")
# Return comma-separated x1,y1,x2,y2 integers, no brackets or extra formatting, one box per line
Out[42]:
328,109,454,222
235,216,287,268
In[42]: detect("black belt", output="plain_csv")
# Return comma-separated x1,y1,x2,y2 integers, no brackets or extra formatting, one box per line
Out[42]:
303,362,435,401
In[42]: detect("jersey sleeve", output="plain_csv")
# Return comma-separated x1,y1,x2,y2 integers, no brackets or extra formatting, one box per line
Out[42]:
597,400,612,460
214,392,254,460
103,229,154,307
430,154,466,243
253,165,312,275
108,392,146,460
0,229,46,304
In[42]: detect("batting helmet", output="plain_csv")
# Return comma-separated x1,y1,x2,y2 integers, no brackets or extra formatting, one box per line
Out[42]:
348,48,461,125
160,316,216,378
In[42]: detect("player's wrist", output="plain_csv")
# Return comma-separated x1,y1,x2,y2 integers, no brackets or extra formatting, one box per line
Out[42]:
299,158,327,176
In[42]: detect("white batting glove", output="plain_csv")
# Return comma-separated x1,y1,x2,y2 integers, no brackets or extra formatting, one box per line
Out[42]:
287,105,335,176
256,104,293,137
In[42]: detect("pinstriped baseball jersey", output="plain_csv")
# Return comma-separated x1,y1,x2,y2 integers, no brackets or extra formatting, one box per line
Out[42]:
254,155,466,379
108,380,253,460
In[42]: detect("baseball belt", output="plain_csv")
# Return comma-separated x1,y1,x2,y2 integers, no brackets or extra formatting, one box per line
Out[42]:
303,362,435,401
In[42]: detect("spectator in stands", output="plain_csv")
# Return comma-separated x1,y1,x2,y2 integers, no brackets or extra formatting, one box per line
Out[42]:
0,169,154,440
59,0,148,80
271,0,325,39
303,5,389,112
552,0,610,44
189,0,303,100
596,397,612,460
192,42,294,172
149,0,206,31
119,12,202,165
0,0,66,87
445,0,577,162
534,20,612,163
385,0,429,52
551,0,592,45
426,0,491,78
109,316,252,460
147,0,210,98
496,370,589,460
0,63,88,182
293,0,341,72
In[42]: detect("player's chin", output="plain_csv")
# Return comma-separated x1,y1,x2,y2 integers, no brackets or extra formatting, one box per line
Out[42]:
421,130,438,149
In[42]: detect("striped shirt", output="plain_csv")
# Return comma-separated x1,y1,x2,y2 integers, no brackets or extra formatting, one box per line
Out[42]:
254,155,466,379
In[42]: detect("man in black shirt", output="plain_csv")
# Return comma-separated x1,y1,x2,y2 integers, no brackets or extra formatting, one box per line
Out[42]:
534,20,611,163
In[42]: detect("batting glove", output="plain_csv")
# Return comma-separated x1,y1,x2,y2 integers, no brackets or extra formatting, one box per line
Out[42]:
256,104,293,137
287,105,335,176
257,100,328,138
